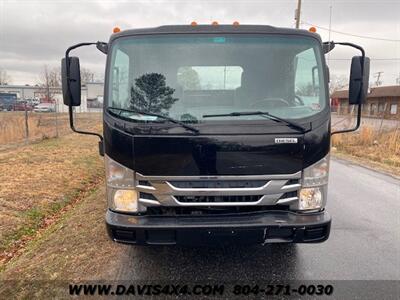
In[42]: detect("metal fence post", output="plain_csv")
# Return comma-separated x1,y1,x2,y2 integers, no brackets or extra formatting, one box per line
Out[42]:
24,101,29,143
55,99,59,138
378,103,388,134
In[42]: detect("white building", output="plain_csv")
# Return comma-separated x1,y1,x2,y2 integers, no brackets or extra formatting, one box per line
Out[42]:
0,82,104,113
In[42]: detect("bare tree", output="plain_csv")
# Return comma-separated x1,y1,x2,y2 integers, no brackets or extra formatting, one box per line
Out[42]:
81,67,95,84
37,65,62,137
0,68,12,85
38,65,61,102
296,83,316,97
329,74,348,96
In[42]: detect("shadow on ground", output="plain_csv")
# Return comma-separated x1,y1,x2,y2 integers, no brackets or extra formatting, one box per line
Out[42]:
116,243,301,281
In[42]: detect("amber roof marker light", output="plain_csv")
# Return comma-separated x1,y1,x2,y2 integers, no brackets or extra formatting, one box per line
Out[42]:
308,26,317,33
113,26,121,33
190,21,198,26
211,21,219,26
233,21,240,26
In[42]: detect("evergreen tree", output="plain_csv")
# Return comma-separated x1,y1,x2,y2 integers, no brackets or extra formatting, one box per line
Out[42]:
130,73,178,115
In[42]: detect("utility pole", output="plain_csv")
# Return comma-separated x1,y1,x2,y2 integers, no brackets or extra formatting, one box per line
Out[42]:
327,4,333,64
374,71,384,86
295,0,302,28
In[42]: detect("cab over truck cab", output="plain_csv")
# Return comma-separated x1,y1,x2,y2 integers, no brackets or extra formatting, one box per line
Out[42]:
62,24,369,246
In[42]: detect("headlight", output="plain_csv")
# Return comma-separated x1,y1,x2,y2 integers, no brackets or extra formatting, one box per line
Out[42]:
111,189,139,212
299,154,330,211
105,155,139,212
299,187,323,210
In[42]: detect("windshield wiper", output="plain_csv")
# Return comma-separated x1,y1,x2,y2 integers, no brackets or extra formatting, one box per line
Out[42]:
203,111,306,132
108,107,200,135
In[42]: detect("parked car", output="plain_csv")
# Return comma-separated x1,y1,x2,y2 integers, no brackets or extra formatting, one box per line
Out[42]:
33,103,56,112
13,101,33,111
25,98,40,106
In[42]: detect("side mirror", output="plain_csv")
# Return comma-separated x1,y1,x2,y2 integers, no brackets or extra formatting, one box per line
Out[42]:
348,56,370,105
61,57,81,106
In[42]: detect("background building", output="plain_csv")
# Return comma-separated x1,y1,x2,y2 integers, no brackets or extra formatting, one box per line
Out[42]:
0,82,104,112
331,85,400,119
86,82,104,109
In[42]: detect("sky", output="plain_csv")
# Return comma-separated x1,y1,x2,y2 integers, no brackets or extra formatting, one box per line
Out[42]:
0,0,399,86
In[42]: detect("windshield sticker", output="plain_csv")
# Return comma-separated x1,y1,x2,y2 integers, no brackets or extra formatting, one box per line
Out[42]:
311,103,321,111
213,37,226,43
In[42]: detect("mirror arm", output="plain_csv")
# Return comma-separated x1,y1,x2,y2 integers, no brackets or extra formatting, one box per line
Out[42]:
326,41,366,136
323,41,365,58
65,42,107,144
331,103,362,135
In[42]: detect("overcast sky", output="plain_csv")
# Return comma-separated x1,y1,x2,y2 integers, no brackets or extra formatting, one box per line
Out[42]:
0,0,399,86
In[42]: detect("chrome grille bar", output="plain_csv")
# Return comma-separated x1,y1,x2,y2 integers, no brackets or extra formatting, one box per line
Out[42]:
135,171,301,207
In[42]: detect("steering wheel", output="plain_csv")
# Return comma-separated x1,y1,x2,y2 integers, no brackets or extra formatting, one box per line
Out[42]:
250,98,291,109
294,95,304,106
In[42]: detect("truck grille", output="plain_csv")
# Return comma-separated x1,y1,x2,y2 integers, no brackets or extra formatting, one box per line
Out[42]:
136,172,301,208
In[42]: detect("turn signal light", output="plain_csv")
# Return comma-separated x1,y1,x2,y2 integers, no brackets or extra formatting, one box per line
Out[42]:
113,26,121,33
308,26,317,33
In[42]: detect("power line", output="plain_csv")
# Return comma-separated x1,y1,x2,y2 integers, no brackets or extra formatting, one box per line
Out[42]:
302,21,400,42
329,58,400,61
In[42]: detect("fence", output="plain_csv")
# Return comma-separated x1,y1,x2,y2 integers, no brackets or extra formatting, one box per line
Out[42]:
332,108,400,132
2,106,398,152
0,107,102,150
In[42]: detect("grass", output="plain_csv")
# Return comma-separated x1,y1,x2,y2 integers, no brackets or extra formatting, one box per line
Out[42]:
0,180,101,263
332,125,400,176
0,127,104,267
0,186,127,298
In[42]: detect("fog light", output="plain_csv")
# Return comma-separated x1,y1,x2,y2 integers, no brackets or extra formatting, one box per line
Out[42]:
113,190,138,212
299,187,322,210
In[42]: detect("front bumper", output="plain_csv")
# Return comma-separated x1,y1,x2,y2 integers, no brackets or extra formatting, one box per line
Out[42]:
106,210,331,245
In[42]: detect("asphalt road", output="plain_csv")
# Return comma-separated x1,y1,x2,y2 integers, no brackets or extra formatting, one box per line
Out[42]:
114,158,400,284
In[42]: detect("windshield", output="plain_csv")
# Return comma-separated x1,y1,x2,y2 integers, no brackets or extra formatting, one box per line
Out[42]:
107,34,327,122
